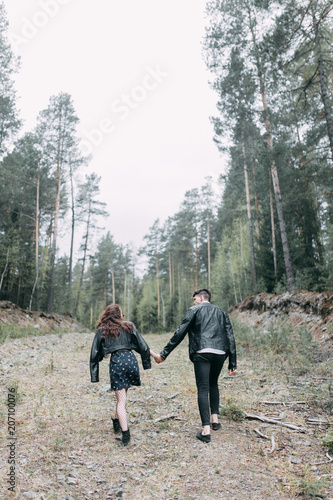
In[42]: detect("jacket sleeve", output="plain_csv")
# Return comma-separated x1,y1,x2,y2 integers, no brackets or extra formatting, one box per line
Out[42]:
90,328,104,382
224,313,237,371
131,325,151,370
160,308,195,360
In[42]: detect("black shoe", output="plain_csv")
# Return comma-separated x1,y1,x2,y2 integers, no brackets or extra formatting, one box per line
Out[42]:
112,417,121,434
212,422,221,431
196,431,210,443
122,429,130,446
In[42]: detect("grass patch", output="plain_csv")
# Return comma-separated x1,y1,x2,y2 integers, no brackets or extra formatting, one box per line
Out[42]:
293,475,329,499
0,323,88,343
220,399,245,421
322,430,333,452
0,323,46,343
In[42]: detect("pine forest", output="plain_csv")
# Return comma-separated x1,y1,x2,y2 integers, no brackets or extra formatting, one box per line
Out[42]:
0,0,333,332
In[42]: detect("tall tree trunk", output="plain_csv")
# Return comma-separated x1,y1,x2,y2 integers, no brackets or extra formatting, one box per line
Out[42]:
247,4,295,291
316,26,333,161
195,232,199,289
161,290,166,328
74,200,91,316
169,250,173,322
156,256,160,325
47,152,62,313
242,140,257,293
0,248,9,292
41,223,52,290
252,159,260,239
229,256,238,304
123,270,127,318
172,256,175,303
270,184,277,277
104,284,107,308
207,215,211,288
29,173,40,311
169,250,172,300
177,264,181,321
127,280,131,320
16,257,23,305
112,269,115,304
68,163,75,312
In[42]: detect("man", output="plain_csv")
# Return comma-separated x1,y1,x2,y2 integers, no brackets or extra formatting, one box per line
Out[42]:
153,288,237,443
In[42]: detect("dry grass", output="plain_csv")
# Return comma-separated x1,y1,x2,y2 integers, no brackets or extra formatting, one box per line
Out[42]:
0,328,332,500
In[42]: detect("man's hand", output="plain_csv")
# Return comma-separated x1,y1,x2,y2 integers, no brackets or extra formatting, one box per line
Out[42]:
104,354,110,359
228,368,237,376
150,350,164,363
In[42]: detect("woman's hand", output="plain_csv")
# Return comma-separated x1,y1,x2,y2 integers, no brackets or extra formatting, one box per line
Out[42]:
104,354,110,359
228,368,237,376
150,350,165,363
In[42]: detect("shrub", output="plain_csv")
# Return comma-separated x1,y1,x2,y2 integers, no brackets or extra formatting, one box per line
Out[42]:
322,430,333,452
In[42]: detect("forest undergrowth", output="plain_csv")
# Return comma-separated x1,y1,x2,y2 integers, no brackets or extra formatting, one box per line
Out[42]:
0,318,332,500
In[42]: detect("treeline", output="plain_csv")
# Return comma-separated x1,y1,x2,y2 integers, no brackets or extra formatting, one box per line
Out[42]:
132,0,333,331
1,1,333,333
203,0,333,301
0,4,133,324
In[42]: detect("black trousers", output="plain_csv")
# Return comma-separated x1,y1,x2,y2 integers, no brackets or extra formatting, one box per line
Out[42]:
193,352,226,426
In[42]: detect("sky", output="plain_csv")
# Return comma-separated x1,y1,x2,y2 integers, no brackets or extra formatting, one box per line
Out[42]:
4,0,227,259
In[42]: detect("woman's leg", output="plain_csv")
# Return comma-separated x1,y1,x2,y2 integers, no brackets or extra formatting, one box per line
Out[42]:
209,354,226,423
194,354,212,434
115,388,128,431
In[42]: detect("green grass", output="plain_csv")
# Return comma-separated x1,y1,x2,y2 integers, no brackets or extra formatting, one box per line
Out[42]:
0,323,46,343
0,323,88,343
322,430,333,452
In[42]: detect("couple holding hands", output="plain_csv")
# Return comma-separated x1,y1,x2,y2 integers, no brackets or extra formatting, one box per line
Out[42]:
90,288,237,446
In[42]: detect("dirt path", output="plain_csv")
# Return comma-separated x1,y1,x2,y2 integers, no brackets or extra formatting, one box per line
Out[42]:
0,331,332,499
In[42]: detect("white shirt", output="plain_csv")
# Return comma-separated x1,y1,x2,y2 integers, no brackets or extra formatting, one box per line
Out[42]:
197,348,226,355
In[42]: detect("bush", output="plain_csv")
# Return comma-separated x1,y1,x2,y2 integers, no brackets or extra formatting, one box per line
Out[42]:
220,399,245,421
322,430,333,452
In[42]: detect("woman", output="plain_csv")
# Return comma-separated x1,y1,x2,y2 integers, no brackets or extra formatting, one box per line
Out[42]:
90,304,153,445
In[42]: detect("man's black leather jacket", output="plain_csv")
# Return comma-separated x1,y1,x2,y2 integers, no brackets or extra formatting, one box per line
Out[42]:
159,302,237,370
90,323,151,383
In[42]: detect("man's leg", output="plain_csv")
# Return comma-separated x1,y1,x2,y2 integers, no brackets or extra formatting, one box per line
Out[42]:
209,354,226,423
194,353,212,435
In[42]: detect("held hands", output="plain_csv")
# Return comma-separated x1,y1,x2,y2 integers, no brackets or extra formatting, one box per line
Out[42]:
150,350,165,364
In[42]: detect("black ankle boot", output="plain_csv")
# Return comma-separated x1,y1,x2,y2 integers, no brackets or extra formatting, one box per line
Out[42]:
112,417,121,434
196,431,211,443
122,429,130,446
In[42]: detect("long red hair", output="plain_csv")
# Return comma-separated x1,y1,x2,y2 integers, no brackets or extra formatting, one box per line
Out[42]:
96,304,132,338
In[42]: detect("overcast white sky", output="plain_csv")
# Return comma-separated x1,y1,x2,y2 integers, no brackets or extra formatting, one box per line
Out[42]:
4,0,227,258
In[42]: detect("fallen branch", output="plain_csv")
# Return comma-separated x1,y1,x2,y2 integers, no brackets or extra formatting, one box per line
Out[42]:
260,400,307,406
244,412,306,432
269,435,277,454
311,452,333,466
166,392,179,399
306,418,332,426
253,428,269,439
154,414,176,423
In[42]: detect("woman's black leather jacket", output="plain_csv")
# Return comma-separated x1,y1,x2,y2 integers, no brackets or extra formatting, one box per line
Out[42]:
90,322,151,382
159,302,237,370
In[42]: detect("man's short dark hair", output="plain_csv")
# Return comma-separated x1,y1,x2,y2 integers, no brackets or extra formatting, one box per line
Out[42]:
193,289,211,301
